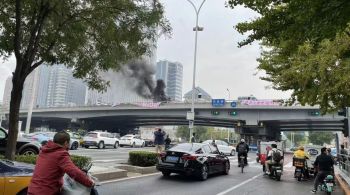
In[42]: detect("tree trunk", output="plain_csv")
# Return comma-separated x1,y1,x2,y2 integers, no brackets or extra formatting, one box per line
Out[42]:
5,73,25,160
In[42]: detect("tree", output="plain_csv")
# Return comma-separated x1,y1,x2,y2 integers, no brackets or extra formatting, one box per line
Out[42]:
0,0,170,160
284,132,305,146
176,126,212,142
227,0,350,113
308,132,334,146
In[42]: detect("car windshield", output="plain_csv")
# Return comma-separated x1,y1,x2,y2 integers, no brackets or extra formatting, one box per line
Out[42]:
87,133,98,138
170,143,202,152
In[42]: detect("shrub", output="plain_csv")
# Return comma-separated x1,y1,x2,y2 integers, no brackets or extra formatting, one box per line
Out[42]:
0,154,91,170
128,151,158,167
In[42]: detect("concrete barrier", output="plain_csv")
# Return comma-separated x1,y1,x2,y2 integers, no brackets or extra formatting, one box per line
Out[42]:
92,168,128,181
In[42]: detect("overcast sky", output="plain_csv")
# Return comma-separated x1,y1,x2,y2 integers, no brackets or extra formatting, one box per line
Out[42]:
0,0,291,101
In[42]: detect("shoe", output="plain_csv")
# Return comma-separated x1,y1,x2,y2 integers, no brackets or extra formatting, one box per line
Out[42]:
265,171,270,175
311,189,316,193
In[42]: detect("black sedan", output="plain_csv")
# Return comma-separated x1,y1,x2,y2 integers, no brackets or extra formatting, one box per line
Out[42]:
156,143,230,180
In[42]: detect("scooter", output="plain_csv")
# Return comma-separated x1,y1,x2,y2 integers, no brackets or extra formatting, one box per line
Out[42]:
319,175,334,195
62,163,100,195
265,163,282,181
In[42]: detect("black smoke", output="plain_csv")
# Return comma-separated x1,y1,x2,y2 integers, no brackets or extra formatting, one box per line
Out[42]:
121,59,168,102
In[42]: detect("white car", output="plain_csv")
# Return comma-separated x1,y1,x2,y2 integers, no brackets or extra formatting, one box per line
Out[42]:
119,134,145,148
203,140,236,156
82,131,119,149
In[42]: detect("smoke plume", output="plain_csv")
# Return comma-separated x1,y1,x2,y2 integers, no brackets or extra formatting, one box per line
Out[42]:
153,79,168,102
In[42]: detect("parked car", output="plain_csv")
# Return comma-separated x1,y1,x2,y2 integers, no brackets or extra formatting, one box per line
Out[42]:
119,134,145,148
156,143,230,180
82,131,119,149
0,160,34,195
25,131,80,150
144,139,155,147
0,127,41,155
202,140,236,156
305,145,323,176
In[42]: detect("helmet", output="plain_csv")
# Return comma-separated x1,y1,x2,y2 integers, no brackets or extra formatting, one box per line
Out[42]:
298,146,304,151
240,139,245,143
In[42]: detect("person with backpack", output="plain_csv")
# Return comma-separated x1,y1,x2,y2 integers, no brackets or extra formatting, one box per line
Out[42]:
265,143,283,175
236,139,249,166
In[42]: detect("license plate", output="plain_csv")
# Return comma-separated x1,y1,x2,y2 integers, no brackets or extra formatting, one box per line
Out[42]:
327,183,333,187
276,170,282,173
166,156,179,163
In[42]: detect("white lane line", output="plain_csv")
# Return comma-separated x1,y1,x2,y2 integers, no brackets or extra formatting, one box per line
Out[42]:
100,172,161,184
216,173,263,195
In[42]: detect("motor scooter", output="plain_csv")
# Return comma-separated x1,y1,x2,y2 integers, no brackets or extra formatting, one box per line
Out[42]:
62,163,100,195
268,163,283,181
319,175,334,195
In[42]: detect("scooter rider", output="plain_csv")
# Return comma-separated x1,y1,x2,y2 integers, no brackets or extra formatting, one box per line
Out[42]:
293,146,310,179
311,147,334,193
265,144,283,175
236,139,249,166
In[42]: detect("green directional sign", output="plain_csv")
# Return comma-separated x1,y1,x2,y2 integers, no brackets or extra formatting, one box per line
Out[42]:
229,111,238,116
211,111,220,115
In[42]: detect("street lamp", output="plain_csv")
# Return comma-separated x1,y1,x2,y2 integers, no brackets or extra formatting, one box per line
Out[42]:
226,88,231,100
187,0,206,143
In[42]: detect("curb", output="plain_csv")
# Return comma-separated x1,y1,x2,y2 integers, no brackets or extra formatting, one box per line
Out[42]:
116,165,159,174
335,173,350,194
92,169,128,181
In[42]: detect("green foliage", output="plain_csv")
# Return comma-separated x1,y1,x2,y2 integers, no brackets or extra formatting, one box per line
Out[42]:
284,132,306,146
228,0,350,112
0,155,91,170
176,126,235,143
128,151,158,167
308,132,334,146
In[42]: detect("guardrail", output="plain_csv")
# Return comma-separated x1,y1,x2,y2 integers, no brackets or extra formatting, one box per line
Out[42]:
338,153,350,177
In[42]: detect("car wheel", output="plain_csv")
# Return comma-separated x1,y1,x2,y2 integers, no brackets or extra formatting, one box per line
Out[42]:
141,142,145,148
223,161,230,175
114,142,119,149
71,142,79,150
120,145,123,147
132,142,136,148
20,147,38,155
84,145,90,149
98,141,104,149
199,164,209,181
230,150,235,156
162,171,171,177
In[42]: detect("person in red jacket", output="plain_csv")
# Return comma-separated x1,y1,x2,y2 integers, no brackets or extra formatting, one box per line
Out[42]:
28,131,94,195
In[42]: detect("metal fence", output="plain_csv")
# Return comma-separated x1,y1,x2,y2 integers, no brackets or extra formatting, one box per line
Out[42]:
338,153,350,177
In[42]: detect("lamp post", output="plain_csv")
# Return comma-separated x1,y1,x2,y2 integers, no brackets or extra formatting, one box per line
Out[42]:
226,88,231,100
187,0,206,143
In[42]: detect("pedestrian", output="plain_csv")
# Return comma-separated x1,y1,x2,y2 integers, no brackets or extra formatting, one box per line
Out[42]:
28,131,94,195
165,135,171,150
154,128,165,153
191,132,196,143
340,144,348,170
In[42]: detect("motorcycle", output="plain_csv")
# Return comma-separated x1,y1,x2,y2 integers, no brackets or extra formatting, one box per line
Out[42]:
293,158,308,181
319,175,334,195
62,163,100,195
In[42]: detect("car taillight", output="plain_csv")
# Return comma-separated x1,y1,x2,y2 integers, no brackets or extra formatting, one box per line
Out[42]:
181,154,197,161
159,152,166,158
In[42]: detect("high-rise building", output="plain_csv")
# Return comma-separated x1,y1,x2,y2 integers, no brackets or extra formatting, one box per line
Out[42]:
156,60,183,102
46,65,86,107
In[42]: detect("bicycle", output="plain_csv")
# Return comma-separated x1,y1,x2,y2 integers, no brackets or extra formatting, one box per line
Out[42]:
240,156,245,173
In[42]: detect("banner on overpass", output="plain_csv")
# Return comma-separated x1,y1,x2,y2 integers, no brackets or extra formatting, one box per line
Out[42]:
240,99,281,106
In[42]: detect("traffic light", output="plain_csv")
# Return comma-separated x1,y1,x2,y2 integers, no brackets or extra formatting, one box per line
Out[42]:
343,119,349,137
211,111,220,115
309,111,320,116
338,108,347,117
229,111,238,116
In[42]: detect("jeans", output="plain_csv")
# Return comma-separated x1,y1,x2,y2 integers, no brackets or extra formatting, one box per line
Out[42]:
313,171,332,190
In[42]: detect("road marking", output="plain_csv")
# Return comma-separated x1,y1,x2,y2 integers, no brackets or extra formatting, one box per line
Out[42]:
100,172,161,184
93,159,123,163
216,173,263,195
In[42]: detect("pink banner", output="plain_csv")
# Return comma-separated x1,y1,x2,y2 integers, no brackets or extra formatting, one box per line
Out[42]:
239,100,281,106
132,102,161,108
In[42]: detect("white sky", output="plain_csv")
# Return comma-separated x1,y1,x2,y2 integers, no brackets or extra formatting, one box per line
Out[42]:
0,0,291,101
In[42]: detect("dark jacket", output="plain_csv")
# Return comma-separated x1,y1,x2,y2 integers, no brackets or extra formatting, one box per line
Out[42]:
165,137,171,145
236,142,249,154
28,141,93,195
154,130,165,145
314,153,334,172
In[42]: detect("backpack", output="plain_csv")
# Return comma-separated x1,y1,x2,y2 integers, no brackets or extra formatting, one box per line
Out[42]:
272,149,282,162
238,144,247,153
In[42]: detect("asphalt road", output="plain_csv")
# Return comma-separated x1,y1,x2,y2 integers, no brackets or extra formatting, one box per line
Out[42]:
96,154,345,195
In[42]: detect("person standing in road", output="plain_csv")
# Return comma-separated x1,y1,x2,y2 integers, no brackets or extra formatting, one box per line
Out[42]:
311,147,334,193
340,144,348,169
154,128,166,153
165,135,171,150
28,131,94,195
236,139,249,166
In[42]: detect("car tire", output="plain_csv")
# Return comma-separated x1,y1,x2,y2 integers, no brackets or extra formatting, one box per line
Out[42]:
120,145,123,147
199,164,209,181
20,147,38,155
162,171,171,177
223,161,230,175
84,145,90,149
230,150,235,156
132,142,136,148
114,142,119,149
71,142,79,150
141,142,145,148
98,141,104,149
